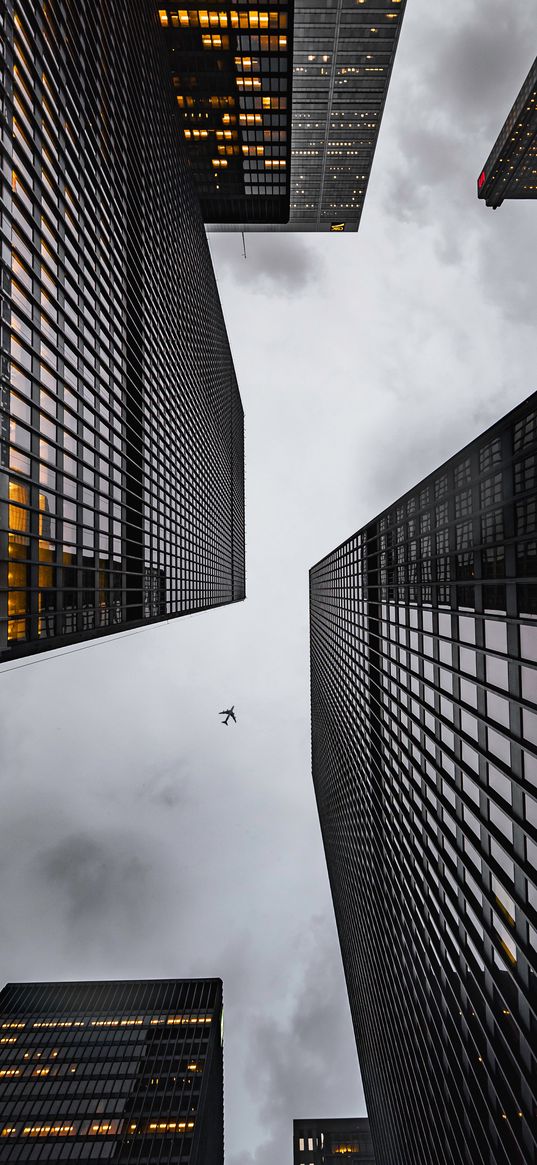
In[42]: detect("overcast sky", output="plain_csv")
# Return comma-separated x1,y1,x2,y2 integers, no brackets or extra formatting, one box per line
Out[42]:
1,2,536,1162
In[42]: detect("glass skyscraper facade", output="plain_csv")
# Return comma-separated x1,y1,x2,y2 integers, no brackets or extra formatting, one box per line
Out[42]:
0,0,245,663
286,0,405,231
293,1117,375,1165
158,0,293,226
478,55,537,208
0,979,223,1165
310,394,537,1165
198,0,407,231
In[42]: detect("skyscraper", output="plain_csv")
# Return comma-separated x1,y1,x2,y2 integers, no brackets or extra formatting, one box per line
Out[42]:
158,0,407,232
478,55,537,208
0,0,245,663
310,394,537,1165
0,978,223,1165
158,0,293,227
293,1117,376,1165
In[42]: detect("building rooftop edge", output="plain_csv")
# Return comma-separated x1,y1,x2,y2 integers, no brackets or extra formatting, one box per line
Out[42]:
309,388,537,574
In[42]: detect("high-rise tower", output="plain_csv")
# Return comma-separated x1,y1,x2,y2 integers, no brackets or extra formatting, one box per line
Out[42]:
158,0,407,232
293,1117,376,1165
0,0,245,662
0,978,223,1165
478,55,537,208
310,394,537,1165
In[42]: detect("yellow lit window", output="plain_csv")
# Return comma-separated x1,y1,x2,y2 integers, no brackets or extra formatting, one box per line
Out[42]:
153,1015,206,1026
33,1021,83,1029
158,9,168,25
90,1019,143,1028
235,56,257,71
9,480,29,532
202,33,228,48
147,1122,194,1133
89,1122,119,1136
23,1125,75,1138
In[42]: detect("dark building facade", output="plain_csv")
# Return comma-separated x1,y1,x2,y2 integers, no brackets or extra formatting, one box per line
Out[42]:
284,0,406,232
310,394,537,1165
0,979,223,1165
158,0,293,225
478,55,537,208
0,0,245,663
167,0,407,232
294,1117,375,1165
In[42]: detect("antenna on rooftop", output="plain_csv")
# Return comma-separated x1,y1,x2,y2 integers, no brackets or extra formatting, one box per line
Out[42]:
241,231,247,260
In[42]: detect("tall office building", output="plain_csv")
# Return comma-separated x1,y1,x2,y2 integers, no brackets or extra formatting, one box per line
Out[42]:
159,0,406,231
158,0,294,227
0,0,245,663
478,55,537,208
0,978,223,1164
310,394,537,1165
293,1117,375,1165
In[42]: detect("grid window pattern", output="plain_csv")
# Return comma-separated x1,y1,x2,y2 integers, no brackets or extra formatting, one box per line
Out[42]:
0,980,223,1165
310,394,537,1165
158,0,293,224
293,1117,376,1165
478,56,537,208
208,0,407,232
0,0,245,662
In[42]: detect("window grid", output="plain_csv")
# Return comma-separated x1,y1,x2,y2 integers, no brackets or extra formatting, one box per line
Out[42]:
310,394,537,1165
0,0,245,662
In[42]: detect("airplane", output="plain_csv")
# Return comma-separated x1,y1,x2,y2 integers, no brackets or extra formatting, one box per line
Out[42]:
219,706,236,726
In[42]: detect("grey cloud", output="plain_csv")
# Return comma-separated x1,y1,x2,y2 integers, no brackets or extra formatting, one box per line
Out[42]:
378,0,536,304
37,833,153,929
0,809,168,976
423,3,536,136
383,0,535,202
477,207,537,327
137,760,192,808
208,233,324,295
227,916,364,1165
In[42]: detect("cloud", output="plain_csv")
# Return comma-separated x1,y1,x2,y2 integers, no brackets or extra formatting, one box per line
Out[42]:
136,760,193,808
37,832,153,929
377,0,536,306
227,915,365,1165
0,811,168,977
423,1,536,136
208,233,324,295
477,206,537,327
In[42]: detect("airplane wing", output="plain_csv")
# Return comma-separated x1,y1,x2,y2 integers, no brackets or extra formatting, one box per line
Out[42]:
218,710,228,715
230,711,236,722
